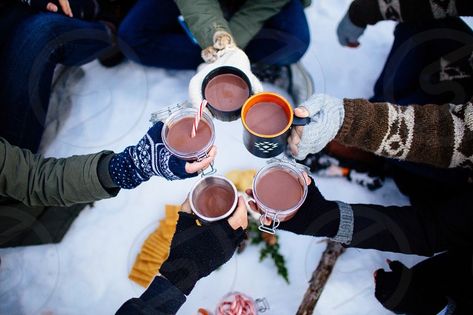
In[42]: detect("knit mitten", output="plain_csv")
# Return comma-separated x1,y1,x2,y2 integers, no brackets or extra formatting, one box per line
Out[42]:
201,31,236,63
109,122,196,189
375,260,448,314
277,180,354,245
294,94,345,160
337,12,366,47
160,212,245,295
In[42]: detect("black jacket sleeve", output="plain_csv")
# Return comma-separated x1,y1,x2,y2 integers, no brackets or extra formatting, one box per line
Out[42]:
347,189,472,256
116,276,186,315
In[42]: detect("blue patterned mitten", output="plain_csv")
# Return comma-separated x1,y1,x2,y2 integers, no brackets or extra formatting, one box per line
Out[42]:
109,122,196,189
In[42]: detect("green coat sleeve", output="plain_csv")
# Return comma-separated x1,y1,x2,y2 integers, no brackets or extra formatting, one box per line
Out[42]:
0,138,117,208
228,0,291,48
175,0,232,49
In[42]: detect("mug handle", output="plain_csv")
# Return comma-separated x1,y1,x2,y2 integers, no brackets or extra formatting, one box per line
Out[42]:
197,152,217,177
259,213,280,235
292,116,311,126
242,193,258,215
242,193,281,234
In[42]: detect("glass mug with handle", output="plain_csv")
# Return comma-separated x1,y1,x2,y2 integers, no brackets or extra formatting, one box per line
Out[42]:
162,108,216,176
245,161,308,234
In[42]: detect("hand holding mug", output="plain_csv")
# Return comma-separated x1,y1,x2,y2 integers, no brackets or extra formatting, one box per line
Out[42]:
288,94,345,160
247,176,342,238
109,122,216,189
159,196,247,295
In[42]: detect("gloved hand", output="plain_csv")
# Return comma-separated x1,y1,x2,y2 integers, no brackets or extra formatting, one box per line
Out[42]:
109,122,216,189
374,259,448,314
189,33,263,109
160,196,248,295
276,180,339,237
288,94,345,160
246,176,352,244
337,13,366,47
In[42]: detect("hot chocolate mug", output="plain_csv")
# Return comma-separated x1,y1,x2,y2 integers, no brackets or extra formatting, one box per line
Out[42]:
189,175,239,223
162,108,216,176
241,92,311,158
246,161,308,234
202,66,253,122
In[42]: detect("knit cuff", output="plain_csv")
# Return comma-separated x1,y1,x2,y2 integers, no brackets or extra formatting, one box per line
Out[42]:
109,148,148,189
331,201,354,245
97,152,119,190
335,99,356,143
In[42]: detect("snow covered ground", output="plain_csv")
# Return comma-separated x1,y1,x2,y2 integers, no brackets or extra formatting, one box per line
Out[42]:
3,1,469,314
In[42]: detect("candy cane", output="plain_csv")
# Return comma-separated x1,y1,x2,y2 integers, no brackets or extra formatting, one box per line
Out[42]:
191,99,208,138
216,293,256,315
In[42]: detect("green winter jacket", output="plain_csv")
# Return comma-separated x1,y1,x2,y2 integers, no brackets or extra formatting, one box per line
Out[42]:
175,0,311,49
0,137,118,247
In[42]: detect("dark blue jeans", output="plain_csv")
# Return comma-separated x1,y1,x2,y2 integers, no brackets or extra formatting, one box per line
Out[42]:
0,3,112,152
370,18,473,199
118,0,310,69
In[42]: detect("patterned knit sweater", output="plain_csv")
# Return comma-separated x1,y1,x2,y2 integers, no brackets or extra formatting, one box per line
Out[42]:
335,99,473,170
347,0,473,27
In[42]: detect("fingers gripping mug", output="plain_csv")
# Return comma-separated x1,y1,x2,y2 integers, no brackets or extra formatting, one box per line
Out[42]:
162,108,216,176
189,176,238,222
202,66,253,122
241,92,311,158
247,161,308,234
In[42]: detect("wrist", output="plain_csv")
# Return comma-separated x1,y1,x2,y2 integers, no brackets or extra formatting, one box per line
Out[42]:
98,152,120,190
139,276,187,312
108,147,149,189
334,99,355,143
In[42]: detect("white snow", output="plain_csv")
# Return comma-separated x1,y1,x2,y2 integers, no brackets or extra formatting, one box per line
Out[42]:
3,1,467,314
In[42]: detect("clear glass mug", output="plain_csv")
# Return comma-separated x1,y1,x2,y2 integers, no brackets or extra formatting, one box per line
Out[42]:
215,292,269,315
161,108,216,176
189,175,238,223
246,161,308,234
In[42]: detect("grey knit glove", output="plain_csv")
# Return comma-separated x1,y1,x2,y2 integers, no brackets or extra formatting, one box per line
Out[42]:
289,94,344,160
337,13,366,47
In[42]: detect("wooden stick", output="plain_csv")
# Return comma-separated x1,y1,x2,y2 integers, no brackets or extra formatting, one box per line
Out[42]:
296,240,346,315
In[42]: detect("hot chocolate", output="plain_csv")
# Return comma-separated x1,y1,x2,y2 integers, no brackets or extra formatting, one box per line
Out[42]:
166,117,212,154
204,73,250,111
195,184,236,218
245,102,289,135
255,168,304,211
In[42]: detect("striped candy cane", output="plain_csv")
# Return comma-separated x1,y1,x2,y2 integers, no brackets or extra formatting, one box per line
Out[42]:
191,99,208,138
216,293,256,315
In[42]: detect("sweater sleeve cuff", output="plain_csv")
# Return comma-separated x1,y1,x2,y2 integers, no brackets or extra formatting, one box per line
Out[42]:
97,152,120,191
334,99,356,144
331,201,354,245
79,151,119,201
139,276,187,313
